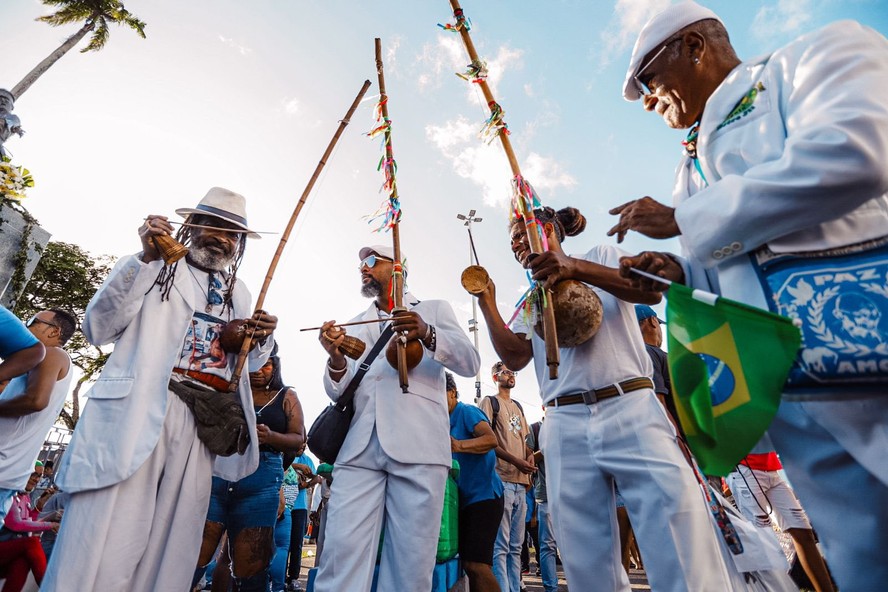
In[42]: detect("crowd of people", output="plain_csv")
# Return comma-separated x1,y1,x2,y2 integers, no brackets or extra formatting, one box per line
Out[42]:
0,1,887,591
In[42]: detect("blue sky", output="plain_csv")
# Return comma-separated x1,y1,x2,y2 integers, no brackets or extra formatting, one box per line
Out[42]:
2,0,887,426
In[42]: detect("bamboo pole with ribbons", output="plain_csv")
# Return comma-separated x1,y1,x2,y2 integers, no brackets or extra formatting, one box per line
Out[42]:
227,79,373,392
445,0,560,378
373,37,410,393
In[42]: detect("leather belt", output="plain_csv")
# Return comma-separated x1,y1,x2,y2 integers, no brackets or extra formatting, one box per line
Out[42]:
172,368,231,392
546,377,654,407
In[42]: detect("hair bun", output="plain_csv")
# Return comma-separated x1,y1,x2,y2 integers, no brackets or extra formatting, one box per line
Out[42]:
557,207,586,237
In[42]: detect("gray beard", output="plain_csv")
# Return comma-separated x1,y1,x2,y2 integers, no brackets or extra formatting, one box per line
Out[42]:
361,277,383,298
188,246,234,271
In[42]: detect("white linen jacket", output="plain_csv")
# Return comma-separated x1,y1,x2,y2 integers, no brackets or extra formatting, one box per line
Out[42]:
673,20,888,311
322,294,480,468
55,254,271,492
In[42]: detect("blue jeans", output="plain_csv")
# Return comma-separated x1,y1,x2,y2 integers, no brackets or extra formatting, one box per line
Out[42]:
206,451,283,592
493,482,526,592
270,509,292,591
208,451,283,534
537,501,558,592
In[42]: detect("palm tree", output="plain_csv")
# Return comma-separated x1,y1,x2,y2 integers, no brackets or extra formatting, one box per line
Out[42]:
11,0,146,99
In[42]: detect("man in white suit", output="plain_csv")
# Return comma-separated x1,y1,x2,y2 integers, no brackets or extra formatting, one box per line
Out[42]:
612,3,888,589
314,244,480,592
42,188,278,592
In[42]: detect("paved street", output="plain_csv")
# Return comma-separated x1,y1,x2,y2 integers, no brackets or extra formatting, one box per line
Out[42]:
294,544,652,591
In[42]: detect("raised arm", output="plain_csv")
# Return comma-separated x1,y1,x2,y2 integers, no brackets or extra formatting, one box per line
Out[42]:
0,348,69,417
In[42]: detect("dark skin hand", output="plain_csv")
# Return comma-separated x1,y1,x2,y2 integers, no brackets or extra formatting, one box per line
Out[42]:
389,310,430,346
138,215,177,263
244,309,278,342
618,251,685,294
607,197,681,243
318,320,348,380
526,250,577,291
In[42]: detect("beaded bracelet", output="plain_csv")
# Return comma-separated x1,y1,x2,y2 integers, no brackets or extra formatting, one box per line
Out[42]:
423,325,437,352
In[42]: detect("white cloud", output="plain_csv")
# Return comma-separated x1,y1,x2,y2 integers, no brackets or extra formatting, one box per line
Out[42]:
426,118,574,208
281,97,299,116
484,46,524,98
415,36,464,91
385,36,402,75
597,0,670,68
751,0,815,38
522,152,577,192
426,116,512,206
218,34,251,56
524,83,535,98
413,37,523,100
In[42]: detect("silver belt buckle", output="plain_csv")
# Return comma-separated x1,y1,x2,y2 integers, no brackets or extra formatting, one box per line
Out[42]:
581,390,598,405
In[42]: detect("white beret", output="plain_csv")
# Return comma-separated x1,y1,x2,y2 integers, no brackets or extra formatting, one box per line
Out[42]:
622,1,723,101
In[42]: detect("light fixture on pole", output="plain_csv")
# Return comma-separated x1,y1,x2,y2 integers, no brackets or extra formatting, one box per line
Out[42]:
456,209,484,403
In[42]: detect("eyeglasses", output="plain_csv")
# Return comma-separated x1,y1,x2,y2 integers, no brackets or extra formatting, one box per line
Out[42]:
358,254,392,271
496,370,517,377
634,37,681,97
26,316,59,330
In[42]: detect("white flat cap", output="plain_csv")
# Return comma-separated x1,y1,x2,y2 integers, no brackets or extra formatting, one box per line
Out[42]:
622,1,722,101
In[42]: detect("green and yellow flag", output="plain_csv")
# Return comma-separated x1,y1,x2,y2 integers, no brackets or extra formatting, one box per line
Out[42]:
666,283,801,476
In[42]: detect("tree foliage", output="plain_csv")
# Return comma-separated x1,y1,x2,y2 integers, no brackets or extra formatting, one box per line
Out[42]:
11,0,147,98
13,241,112,428
37,0,147,54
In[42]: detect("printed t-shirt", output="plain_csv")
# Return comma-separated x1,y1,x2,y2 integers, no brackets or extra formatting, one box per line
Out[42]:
479,395,531,486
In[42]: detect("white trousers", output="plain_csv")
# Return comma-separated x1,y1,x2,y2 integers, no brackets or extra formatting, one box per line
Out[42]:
41,394,213,592
726,466,811,531
543,391,731,592
314,426,447,592
768,396,888,589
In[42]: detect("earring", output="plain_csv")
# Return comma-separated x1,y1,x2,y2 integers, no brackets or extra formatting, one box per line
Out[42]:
693,57,700,64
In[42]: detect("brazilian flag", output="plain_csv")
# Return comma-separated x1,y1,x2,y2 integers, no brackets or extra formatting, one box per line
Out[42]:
666,283,801,476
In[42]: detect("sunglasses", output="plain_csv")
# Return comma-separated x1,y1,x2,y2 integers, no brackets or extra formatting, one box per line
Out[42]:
496,370,517,377
358,254,393,271
27,316,59,330
634,37,682,97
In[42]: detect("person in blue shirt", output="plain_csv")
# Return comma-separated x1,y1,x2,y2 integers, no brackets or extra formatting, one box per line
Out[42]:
0,305,45,385
447,372,503,592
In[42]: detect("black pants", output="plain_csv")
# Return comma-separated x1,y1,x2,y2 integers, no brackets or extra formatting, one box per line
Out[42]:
287,509,308,581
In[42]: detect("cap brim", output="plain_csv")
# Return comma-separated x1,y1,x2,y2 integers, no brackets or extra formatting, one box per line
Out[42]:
176,207,261,239
622,76,644,102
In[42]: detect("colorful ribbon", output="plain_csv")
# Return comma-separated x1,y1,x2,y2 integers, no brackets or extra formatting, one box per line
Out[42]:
438,8,472,33
480,101,509,144
456,59,488,84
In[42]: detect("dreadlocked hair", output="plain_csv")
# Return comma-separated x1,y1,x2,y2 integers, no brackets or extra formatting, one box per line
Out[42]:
533,206,586,242
147,214,247,315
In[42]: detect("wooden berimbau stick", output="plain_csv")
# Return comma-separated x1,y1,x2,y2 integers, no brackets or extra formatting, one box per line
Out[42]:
227,79,373,392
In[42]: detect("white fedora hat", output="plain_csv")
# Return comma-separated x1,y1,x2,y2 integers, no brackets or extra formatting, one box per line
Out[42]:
622,1,722,101
176,187,260,239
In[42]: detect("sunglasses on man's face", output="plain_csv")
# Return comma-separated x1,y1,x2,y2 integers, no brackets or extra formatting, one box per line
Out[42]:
496,370,517,377
26,316,59,330
634,37,682,97
358,255,393,271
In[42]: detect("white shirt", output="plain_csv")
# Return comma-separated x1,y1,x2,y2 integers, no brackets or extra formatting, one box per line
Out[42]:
512,245,653,404
0,351,73,490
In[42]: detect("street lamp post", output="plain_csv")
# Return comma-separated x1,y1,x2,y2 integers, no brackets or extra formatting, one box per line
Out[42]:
456,209,483,404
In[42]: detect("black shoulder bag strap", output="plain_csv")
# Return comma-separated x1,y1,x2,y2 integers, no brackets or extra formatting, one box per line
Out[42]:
334,323,395,411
